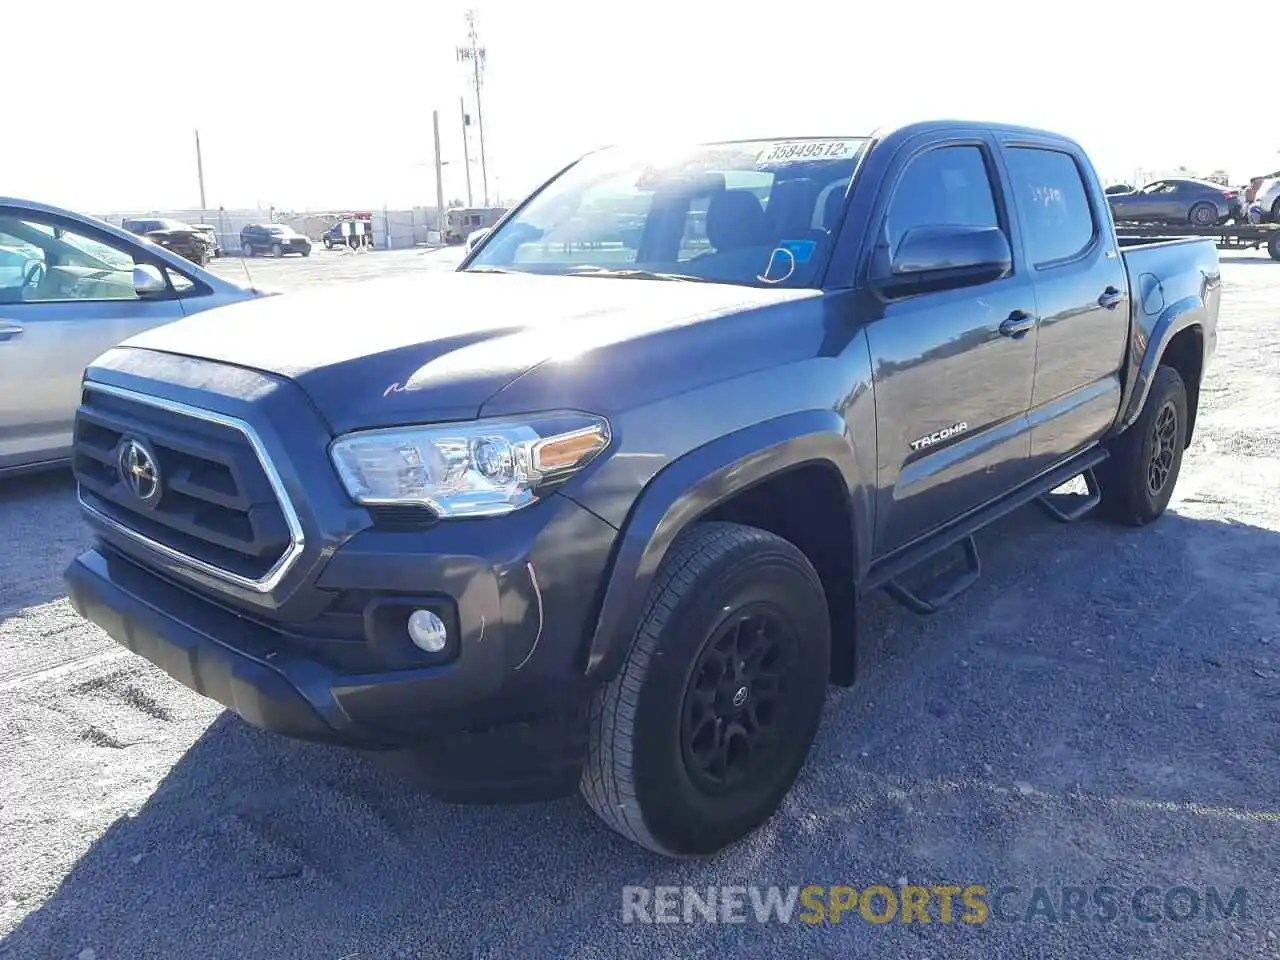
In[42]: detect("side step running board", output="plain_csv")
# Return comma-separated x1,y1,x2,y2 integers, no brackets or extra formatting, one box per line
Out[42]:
866,447,1110,616
884,535,981,616
1036,467,1102,523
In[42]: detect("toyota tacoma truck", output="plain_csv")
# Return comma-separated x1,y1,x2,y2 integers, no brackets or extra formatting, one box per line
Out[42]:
64,120,1219,857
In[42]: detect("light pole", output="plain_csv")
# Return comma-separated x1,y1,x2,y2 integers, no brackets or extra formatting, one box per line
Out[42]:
460,96,473,207
456,8,489,206
194,129,207,211
433,109,446,244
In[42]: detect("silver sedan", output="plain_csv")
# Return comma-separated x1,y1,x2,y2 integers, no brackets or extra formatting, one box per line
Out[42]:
0,197,262,476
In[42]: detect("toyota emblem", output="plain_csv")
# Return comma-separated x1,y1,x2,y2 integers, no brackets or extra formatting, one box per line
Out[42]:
117,437,162,506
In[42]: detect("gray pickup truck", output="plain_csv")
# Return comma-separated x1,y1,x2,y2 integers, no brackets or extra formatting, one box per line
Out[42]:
63,119,1219,857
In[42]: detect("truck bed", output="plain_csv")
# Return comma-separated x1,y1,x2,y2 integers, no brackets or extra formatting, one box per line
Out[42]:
1119,235,1220,301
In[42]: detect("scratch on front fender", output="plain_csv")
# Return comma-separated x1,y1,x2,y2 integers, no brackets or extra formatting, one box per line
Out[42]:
513,562,544,671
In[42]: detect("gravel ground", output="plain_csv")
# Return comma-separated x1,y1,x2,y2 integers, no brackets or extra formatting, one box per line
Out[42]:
1,251,1278,960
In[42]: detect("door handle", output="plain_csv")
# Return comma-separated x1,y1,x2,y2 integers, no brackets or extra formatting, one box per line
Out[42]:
0,320,23,341
999,310,1035,339
1098,286,1125,310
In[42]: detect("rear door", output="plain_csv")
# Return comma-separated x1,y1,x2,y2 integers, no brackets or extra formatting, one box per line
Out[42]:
997,139,1129,470
862,136,1040,554
0,208,187,470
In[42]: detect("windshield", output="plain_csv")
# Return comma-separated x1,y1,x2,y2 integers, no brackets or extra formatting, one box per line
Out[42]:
268,225,295,235
465,138,867,287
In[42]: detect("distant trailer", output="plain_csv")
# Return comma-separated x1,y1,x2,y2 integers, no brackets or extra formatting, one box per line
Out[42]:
1115,222,1280,261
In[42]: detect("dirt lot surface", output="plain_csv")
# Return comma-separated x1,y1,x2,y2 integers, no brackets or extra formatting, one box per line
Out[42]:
1,250,1277,959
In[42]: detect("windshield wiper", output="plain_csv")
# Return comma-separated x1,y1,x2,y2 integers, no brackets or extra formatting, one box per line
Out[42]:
465,265,520,274
563,265,710,283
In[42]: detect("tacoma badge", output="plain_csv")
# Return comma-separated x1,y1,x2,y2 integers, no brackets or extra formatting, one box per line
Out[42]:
909,422,969,451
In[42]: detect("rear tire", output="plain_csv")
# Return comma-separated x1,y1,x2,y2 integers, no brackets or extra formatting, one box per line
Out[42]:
1269,232,1280,262
1096,364,1187,526
1188,202,1217,227
580,522,830,857
241,241,254,258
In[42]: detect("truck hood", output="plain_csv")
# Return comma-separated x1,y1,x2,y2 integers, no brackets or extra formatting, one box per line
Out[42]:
122,270,814,433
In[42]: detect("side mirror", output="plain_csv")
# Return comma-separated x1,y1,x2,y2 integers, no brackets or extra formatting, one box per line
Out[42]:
872,225,1011,296
133,263,169,297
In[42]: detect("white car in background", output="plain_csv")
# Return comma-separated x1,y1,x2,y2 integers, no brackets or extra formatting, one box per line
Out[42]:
1254,178,1280,223
0,197,264,476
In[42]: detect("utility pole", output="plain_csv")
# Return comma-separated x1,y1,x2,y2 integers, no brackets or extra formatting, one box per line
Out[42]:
432,109,446,244
456,8,489,205
194,129,207,210
460,96,473,206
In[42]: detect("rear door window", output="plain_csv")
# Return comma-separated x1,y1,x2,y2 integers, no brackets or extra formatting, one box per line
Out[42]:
1004,147,1097,267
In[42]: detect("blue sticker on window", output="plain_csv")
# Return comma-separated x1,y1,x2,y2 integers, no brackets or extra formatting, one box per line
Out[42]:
779,239,816,263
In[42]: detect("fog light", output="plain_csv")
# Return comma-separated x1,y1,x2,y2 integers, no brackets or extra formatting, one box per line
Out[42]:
407,609,448,653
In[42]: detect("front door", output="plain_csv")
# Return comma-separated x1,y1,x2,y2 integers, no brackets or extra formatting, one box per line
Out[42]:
863,140,1039,555
0,209,185,469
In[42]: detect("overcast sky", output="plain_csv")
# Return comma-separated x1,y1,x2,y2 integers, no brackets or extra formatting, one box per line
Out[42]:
6,0,1275,215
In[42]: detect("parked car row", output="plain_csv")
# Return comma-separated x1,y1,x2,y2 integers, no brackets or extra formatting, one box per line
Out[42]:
120,217,326,262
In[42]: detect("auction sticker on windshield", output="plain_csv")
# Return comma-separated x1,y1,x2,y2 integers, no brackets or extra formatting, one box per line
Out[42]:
756,140,861,165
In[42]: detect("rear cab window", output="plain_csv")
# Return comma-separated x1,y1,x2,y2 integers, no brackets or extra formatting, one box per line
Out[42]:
1003,147,1097,267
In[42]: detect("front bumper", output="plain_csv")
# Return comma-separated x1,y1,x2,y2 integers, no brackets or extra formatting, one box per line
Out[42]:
67,547,339,742
66,488,619,758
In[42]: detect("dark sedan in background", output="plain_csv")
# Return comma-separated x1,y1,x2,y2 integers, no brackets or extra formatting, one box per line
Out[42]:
121,217,213,266
1107,178,1242,226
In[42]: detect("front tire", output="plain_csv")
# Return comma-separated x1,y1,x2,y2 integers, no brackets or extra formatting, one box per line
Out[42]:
580,522,830,857
1097,364,1187,526
241,241,254,257
271,242,284,258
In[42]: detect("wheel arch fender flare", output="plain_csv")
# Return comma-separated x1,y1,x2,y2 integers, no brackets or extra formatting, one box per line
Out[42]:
1113,292,1209,435
581,409,872,681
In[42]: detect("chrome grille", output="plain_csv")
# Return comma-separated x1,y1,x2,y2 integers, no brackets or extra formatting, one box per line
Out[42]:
72,383,304,592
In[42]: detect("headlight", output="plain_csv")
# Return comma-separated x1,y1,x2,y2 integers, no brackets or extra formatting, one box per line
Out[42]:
329,412,610,518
